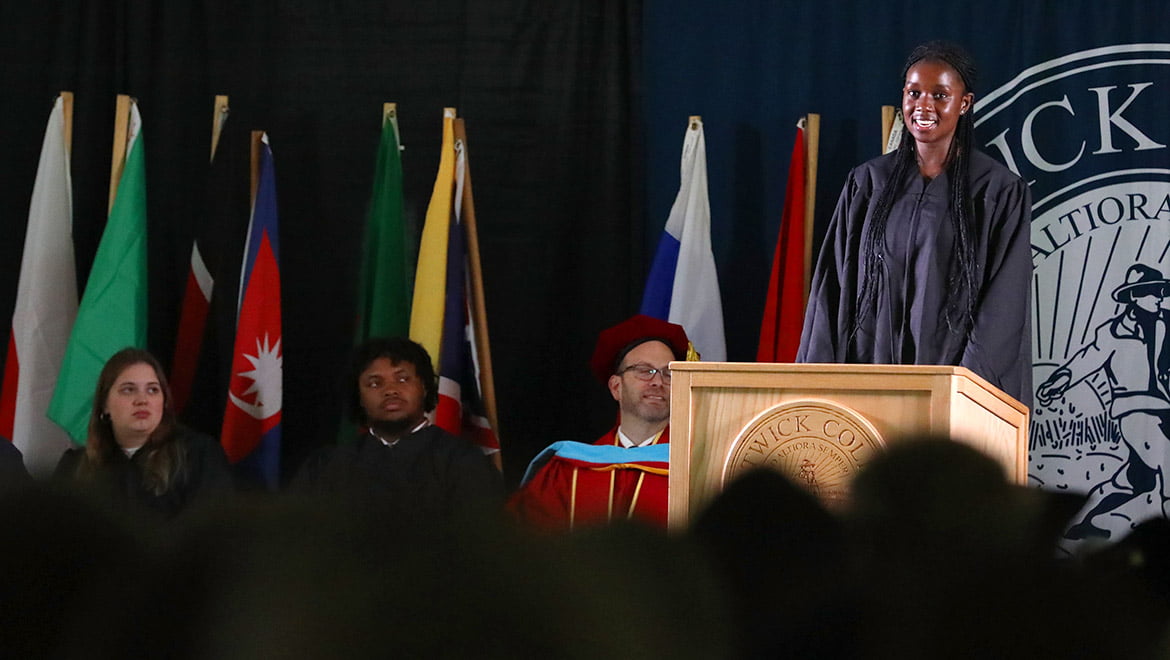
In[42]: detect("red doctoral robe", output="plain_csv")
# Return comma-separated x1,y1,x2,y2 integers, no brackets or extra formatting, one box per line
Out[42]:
509,426,670,531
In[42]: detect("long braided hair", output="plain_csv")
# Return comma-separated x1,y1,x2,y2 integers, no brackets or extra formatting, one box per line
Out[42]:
853,41,980,340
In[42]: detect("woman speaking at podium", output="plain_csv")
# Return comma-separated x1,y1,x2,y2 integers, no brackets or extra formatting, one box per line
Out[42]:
797,40,1032,407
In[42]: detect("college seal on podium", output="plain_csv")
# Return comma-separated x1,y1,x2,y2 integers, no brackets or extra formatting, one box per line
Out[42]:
723,400,885,506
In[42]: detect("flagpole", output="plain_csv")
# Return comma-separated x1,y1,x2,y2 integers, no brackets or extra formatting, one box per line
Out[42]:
210,95,230,161
61,91,74,155
250,130,263,207
452,119,503,468
108,95,132,214
802,113,820,299
881,105,896,154
879,107,893,155
383,102,403,145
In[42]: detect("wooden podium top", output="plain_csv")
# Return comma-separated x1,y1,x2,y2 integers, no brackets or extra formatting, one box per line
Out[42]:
667,361,1030,527
668,361,1028,416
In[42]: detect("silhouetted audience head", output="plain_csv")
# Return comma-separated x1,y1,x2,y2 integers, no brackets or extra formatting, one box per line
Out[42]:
848,437,1033,561
693,468,855,659
0,484,145,659
10,429,1170,658
1086,516,1170,606
45,495,734,659
843,436,1166,659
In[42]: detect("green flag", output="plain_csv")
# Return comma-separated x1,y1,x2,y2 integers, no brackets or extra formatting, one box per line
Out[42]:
339,110,410,445
48,102,148,444
356,109,410,342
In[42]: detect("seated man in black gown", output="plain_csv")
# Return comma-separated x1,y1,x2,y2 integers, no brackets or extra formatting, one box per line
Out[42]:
291,337,502,526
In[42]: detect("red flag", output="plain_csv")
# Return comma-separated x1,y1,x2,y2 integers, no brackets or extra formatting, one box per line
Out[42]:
757,124,807,362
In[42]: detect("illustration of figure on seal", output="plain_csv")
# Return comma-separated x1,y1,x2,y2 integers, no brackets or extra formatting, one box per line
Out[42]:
1036,263,1170,540
797,459,820,495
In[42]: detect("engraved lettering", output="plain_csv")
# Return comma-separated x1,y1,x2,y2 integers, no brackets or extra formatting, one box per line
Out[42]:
727,402,884,509
838,428,856,447
747,434,769,454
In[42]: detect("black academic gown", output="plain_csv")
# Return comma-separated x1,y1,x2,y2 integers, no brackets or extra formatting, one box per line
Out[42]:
290,425,503,526
798,149,1033,407
53,428,234,519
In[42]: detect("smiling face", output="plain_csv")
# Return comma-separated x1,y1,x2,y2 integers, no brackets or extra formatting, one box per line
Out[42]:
902,58,973,157
358,357,428,435
608,340,674,426
104,362,165,449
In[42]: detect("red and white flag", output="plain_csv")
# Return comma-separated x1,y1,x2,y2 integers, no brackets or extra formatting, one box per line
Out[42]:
171,242,213,413
0,95,77,477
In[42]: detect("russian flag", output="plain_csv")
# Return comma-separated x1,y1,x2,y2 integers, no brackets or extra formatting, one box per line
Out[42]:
221,133,281,488
640,117,726,361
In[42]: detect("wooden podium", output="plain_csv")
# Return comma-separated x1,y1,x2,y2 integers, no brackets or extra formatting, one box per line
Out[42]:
667,362,1029,529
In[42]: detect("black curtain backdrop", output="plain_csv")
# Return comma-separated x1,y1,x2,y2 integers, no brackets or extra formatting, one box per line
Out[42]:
0,1,644,487
6,1,1166,490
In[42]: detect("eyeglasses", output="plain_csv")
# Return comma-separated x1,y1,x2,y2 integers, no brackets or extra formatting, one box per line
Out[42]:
619,364,671,382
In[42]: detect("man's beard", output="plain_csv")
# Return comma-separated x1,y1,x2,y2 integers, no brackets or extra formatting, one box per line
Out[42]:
635,405,670,425
626,396,670,425
369,416,419,439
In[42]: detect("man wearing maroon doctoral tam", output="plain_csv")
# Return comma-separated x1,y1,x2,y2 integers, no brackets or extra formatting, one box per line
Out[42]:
509,315,692,531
